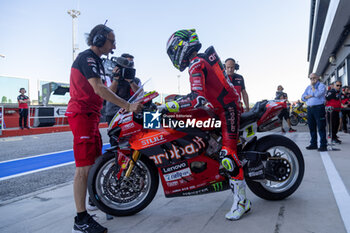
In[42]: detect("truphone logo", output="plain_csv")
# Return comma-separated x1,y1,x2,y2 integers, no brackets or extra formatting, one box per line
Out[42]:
143,110,161,129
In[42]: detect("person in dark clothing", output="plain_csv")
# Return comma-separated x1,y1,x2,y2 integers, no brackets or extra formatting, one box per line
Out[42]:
326,81,342,144
275,85,296,133
105,54,141,126
17,88,30,129
341,86,350,133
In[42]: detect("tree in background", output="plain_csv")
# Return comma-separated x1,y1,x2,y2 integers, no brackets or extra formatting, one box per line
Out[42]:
1,96,7,103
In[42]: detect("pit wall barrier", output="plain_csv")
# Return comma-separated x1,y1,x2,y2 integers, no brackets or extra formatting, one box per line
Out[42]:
0,106,4,135
0,105,68,128
0,105,108,138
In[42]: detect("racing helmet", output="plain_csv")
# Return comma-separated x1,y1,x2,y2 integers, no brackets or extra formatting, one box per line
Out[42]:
166,29,202,72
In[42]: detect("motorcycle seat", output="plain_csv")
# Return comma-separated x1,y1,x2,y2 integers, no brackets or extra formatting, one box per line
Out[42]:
240,100,268,128
240,111,259,128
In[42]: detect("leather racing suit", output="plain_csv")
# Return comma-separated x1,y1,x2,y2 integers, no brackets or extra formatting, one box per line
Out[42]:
169,55,243,180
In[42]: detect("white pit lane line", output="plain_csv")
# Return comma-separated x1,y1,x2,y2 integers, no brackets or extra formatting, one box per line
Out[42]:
320,151,350,232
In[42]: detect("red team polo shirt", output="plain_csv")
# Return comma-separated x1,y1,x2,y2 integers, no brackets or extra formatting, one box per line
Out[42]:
66,49,106,115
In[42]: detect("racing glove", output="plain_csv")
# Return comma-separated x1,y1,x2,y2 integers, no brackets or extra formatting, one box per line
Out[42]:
157,101,180,113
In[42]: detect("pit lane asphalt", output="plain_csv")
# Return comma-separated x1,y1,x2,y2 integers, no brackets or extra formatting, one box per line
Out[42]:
0,128,109,202
0,125,349,233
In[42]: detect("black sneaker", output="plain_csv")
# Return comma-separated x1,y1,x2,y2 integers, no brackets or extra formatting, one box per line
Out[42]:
72,214,107,233
332,139,342,144
318,146,327,152
306,145,317,150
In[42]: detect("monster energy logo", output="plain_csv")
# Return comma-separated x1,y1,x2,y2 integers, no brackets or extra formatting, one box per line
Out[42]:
212,182,224,192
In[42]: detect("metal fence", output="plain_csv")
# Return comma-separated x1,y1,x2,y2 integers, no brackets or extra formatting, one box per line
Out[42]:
28,106,68,127
0,105,68,131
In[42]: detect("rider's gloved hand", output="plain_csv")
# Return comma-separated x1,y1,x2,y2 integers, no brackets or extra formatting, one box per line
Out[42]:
157,101,180,113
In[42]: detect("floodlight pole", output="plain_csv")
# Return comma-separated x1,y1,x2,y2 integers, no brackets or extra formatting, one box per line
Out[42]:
67,9,81,61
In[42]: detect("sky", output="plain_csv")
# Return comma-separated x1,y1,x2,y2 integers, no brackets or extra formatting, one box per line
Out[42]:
0,0,311,104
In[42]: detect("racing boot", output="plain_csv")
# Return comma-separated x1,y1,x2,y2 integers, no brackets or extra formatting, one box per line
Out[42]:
225,179,252,221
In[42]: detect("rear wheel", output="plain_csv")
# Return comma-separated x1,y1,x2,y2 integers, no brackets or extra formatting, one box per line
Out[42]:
246,135,304,200
88,151,159,216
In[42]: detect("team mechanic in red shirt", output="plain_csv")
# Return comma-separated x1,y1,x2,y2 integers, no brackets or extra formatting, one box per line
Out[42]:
17,88,30,129
325,80,342,144
162,29,251,221
66,24,142,233
224,58,250,112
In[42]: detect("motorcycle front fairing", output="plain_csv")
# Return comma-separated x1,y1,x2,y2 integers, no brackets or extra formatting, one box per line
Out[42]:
112,101,230,197
127,110,229,198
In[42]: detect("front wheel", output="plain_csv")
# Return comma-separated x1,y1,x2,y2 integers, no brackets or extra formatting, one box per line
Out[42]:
290,113,299,126
88,151,159,216
246,135,304,200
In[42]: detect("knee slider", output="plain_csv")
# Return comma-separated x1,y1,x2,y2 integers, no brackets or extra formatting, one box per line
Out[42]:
222,157,235,172
221,157,240,177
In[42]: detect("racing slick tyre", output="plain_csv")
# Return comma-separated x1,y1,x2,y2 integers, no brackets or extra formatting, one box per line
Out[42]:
88,151,159,216
245,135,304,200
290,113,299,126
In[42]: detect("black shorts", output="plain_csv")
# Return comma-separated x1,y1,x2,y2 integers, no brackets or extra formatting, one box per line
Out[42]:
278,108,290,120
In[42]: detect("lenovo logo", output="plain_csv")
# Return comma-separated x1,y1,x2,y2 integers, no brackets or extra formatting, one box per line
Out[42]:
161,162,187,174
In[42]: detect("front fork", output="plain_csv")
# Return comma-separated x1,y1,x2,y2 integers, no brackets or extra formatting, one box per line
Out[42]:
115,149,141,179
125,150,141,177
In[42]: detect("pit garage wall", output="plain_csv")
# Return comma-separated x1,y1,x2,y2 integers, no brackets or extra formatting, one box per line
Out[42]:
322,33,350,86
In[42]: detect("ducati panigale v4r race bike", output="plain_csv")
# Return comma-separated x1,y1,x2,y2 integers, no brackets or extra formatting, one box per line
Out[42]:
290,102,308,126
88,89,305,216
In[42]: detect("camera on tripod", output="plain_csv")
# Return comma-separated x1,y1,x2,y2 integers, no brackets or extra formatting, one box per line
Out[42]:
103,56,136,81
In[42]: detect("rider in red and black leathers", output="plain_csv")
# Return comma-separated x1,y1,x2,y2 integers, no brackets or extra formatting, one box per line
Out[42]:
174,55,243,177
164,29,251,221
